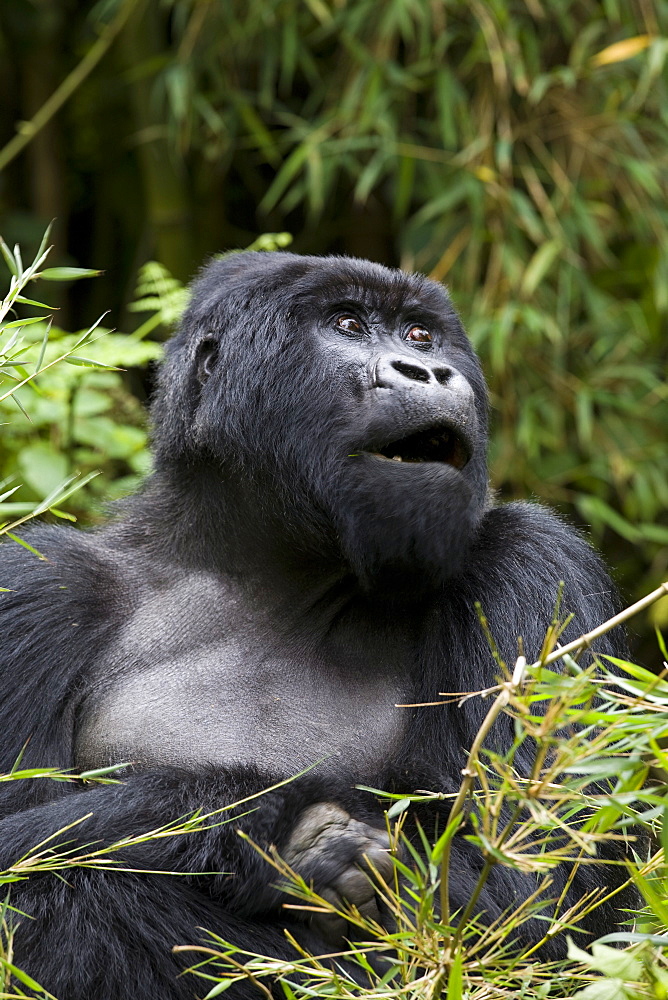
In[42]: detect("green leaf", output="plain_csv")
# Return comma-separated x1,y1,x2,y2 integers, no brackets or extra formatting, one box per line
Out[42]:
0,484,20,503
446,948,463,999
64,356,120,369
355,150,389,203
661,807,668,862
78,764,129,779
204,977,238,997
260,143,311,214
562,759,635,776
572,981,631,1000
235,99,281,168
598,932,668,946
576,496,641,543
14,294,52,309
0,236,18,276
637,523,668,544
0,314,46,330
521,239,562,296
33,221,54,264
17,443,69,496
589,943,642,979
2,532,46,557
38,267,102,281
656,628,668,660
35,318,51,372
49,507,77,521
602,655,668,695
567,938,642,992
244,233,293,253
64,331,161,367
386,796,412,818
37,470,99,511
629,870,668,924
0,958,53,993
431,812,463,865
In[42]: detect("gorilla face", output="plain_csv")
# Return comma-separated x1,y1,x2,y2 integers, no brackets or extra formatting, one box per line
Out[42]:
152,253,489,587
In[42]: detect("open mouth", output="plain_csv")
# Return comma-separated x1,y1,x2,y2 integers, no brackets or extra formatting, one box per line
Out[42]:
369,426,470,470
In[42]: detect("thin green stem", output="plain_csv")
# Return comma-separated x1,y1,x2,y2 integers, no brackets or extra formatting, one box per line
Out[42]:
0,0,142,174
440,679,515,929
537,581,668,670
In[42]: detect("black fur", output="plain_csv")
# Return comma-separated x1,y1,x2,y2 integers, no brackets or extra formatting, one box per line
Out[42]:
0,253,628,998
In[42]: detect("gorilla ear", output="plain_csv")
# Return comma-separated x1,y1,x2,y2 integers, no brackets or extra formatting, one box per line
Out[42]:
196,338,219,384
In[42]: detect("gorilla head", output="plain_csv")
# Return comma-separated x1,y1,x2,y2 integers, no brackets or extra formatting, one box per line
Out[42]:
151,253,489,590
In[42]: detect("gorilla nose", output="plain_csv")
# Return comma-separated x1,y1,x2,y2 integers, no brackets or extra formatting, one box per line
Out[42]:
373,356,453,389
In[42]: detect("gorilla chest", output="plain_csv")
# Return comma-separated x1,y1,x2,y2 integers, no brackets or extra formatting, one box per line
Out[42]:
75,576,410,778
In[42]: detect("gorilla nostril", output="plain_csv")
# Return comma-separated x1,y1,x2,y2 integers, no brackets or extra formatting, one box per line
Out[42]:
433,367,452,386
391,359,430,383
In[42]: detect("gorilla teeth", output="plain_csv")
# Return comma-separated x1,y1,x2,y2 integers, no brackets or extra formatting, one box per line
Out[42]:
392,455,403,462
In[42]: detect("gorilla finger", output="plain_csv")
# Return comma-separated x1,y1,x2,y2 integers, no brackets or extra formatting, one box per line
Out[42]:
347,818,390,849
360,845,394,881
310,887,348,944
335,867,377,906
355,896,382,925
283,803,351,860
311,912,349,945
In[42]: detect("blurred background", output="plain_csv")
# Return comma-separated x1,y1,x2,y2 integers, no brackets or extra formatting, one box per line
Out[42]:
0,0,666,657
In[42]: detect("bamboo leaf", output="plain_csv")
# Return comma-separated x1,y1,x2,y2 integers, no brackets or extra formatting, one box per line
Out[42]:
591,35,651,67
259,144,310,214
446,950,463,1000
0,314,46,330
521,239,562,296
0,236,17,276
37,267,102,281
64,356,121,369
14,295,53,309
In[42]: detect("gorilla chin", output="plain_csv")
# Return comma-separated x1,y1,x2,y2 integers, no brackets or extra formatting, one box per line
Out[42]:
337,452,481,591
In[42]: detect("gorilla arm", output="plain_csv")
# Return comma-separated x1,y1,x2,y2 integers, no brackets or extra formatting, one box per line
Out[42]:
0,766,391,926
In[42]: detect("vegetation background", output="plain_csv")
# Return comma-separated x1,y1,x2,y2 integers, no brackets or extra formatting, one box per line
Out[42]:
0,0,666,658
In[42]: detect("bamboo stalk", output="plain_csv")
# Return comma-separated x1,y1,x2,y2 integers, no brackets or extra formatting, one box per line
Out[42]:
0,0,142,174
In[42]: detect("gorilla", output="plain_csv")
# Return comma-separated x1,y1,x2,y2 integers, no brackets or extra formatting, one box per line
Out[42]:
0,252,627,999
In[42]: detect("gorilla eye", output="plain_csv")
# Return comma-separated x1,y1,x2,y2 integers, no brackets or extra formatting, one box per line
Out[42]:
406,326,432,344
335,315,362,335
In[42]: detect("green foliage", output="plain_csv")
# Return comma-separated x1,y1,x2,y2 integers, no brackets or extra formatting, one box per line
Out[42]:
127,260,192,340
0,237,162,525
0,230,140,533
0,325,161,516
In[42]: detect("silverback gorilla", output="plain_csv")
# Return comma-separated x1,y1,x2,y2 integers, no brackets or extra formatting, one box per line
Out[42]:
0,253,627,998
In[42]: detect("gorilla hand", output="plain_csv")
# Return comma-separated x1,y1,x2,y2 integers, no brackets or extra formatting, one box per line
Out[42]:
281,803,393,943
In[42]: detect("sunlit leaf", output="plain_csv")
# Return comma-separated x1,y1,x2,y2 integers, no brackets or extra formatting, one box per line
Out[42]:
446,948,463,999
521,239,562,296
591,35,651,67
